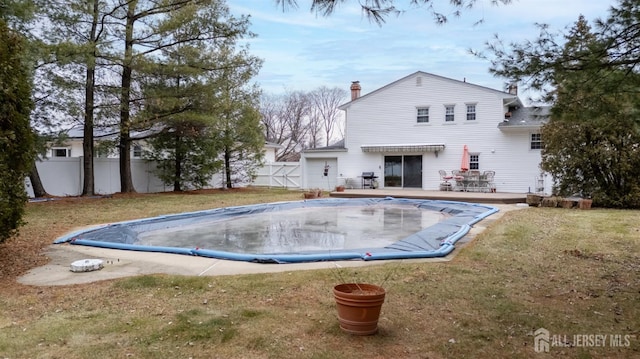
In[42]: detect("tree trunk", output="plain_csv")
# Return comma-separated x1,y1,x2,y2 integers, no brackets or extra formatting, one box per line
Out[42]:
29,163,49,198
173,133,182,192
224,147,232,189
82,0,99,196
118,1,136,193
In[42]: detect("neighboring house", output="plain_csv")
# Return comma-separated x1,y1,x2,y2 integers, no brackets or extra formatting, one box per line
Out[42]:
47,125,156,159
30,125,286,196
263,142,281,163
301,71,551,193
49,125,280,163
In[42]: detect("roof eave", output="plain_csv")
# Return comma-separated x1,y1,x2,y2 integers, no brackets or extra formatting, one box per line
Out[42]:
303,148,348,153
497,124,544,132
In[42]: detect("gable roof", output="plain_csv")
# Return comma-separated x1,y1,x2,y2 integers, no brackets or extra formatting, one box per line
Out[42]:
339,71,523,110
62,124,164,140
303,139,347,152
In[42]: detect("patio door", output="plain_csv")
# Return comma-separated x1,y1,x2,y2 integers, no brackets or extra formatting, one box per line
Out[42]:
384,155,422,188
403,155,422,188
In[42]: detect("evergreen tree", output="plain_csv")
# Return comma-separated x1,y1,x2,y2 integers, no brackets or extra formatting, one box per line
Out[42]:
110,0,254,192
0,19,36,242
40,0,113,196
276,0,512,24
142,46,226,191
485,1,640,208
146,119,223,191
214,61,264,189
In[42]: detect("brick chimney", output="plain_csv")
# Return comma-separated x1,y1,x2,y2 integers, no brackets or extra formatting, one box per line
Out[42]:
350,81,361,101
508,82,518,95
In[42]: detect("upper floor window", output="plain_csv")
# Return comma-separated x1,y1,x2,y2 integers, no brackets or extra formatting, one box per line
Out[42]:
466,104,476,121
530,133,543,150
445,105,455,122
469,154,479,170
416,107,429,123
133,145,143,158
52,147,70,157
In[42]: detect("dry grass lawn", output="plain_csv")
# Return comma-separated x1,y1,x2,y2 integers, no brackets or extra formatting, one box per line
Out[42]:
1,188,639,358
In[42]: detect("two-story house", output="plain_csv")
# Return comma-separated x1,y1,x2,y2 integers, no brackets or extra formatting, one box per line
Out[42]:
301,71,550,194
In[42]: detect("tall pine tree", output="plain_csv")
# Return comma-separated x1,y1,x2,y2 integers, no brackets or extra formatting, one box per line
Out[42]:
0,19,35,242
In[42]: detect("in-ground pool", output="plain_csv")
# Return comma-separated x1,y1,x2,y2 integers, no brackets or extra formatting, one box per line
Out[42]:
54,197,498,263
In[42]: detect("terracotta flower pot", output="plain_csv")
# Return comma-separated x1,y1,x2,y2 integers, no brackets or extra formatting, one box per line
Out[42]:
336,185,345,192
333,283,386,335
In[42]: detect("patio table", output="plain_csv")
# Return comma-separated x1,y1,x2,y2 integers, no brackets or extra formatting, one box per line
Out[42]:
454,171,494,192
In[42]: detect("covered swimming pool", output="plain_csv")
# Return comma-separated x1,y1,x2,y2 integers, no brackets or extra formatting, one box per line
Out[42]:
54,197,498,263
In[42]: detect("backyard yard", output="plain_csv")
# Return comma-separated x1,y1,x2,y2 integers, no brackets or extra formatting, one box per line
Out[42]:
0,188,638,358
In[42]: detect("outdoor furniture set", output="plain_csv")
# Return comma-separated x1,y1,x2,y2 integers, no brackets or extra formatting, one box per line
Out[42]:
439,169,496,192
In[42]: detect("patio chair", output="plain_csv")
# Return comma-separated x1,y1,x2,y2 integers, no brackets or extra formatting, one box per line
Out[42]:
482,171,495,192
438,170,453,191
451,170,465,191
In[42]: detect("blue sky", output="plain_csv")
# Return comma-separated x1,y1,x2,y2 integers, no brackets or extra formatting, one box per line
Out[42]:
229,0,617,102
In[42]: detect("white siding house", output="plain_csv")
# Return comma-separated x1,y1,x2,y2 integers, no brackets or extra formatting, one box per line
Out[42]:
50,125,281,162
302,71,551,194
48,125,151,159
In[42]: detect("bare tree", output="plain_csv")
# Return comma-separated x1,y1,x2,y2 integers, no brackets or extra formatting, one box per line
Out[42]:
309,86,347,146
307,105,323,149
259,91,313,161
260,93,284,144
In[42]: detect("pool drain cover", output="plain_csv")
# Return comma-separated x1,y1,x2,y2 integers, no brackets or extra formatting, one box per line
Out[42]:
70,259,104,273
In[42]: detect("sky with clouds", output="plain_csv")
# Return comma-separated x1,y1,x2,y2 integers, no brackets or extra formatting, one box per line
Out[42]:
229,0,618,102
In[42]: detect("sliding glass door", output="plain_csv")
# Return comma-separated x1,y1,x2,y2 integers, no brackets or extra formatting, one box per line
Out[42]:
383,155,422,188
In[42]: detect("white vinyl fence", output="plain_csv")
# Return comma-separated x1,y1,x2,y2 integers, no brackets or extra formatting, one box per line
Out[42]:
25,158,301,197
252,162,301,188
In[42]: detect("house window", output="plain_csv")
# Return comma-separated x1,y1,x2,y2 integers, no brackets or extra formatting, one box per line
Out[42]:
530,133,543,149
52,147,70,157
133,145,142,158
466,104,476,121
416,107,429,123
469,154,479,170
445,105,455,122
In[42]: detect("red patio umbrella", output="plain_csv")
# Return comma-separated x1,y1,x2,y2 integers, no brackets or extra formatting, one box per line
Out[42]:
461,145,470,171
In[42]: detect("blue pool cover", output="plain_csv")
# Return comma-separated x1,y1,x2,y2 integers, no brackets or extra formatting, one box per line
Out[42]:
54,197,498,263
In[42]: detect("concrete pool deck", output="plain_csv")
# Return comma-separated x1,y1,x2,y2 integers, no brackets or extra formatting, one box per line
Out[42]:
18,194,529,286
329,188,528,204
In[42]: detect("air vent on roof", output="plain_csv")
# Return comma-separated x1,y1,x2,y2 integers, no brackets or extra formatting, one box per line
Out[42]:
416,76,422,87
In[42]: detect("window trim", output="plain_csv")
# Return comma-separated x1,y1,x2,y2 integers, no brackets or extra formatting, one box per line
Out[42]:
530,133,543,150
444,104,455,122
416,107,430,123
466,103,477,121
469,153,480,170
51,147,71,157
132,144,143,158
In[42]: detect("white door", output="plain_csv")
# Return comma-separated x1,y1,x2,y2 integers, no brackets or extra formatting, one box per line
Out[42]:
305,158,338,190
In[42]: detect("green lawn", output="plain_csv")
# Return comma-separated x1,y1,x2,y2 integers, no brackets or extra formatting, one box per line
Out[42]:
0,188,638,358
